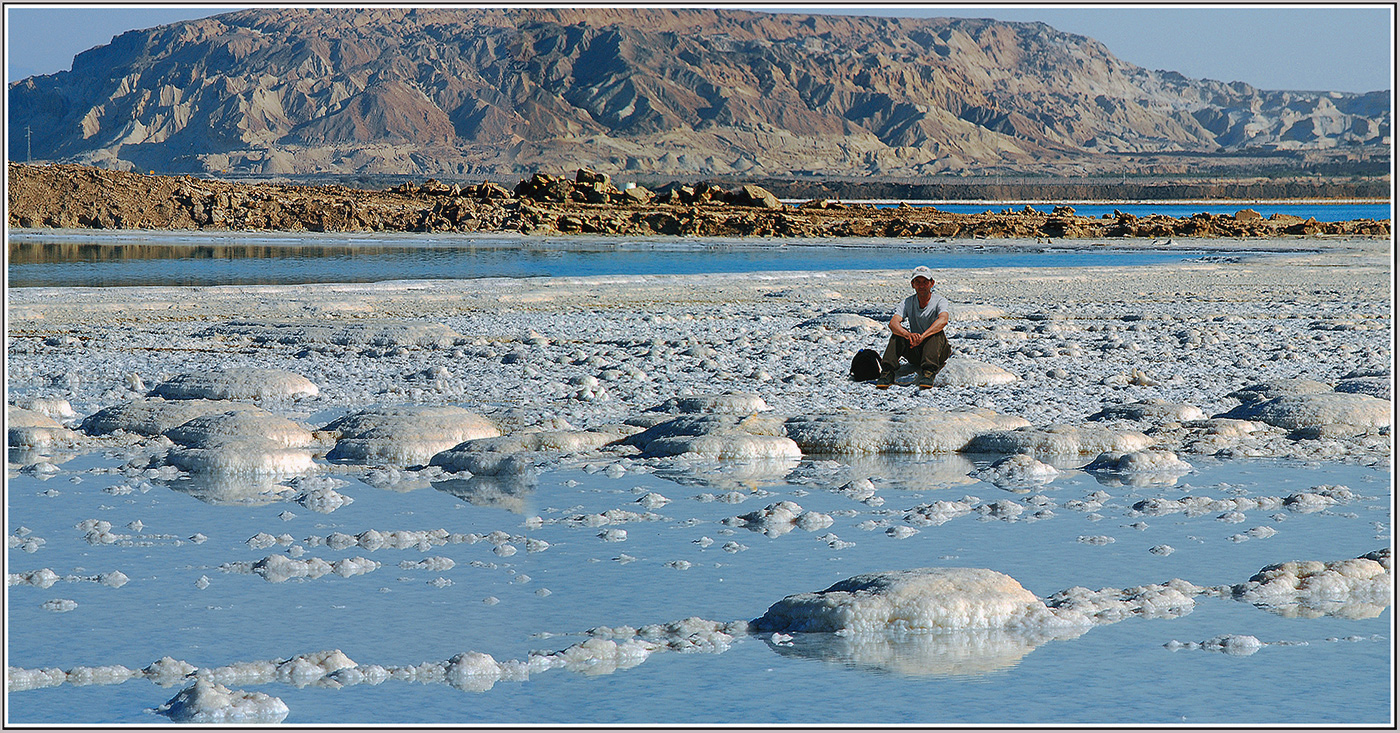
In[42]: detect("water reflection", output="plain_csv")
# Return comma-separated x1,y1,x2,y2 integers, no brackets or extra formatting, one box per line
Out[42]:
433,475,537,513
763,626,1089,678
9,232,1205,288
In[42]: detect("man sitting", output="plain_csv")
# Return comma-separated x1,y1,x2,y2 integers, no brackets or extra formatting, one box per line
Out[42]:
876,265,952,390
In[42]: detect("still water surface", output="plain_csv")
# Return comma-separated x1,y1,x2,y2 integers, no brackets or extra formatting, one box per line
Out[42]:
5,449,1390,725
10,230,1242,288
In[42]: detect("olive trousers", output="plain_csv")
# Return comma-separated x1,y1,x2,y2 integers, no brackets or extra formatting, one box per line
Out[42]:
879,331,951,377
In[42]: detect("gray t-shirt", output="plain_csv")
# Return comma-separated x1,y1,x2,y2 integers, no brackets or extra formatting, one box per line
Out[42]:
895,293,952,335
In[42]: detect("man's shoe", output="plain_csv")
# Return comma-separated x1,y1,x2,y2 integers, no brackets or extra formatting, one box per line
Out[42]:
918,370,936,389
875,372,895,389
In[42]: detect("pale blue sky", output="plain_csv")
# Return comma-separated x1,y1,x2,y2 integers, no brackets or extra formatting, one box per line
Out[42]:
4,4,1394,93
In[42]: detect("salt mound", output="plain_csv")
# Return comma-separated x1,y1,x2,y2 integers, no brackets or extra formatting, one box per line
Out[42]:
202,319,465,348
155,679,288,723
162,412,316,476
963,424,1152,457
165,410,313,449
80,399,259,436
721,500,833,537
974,454,1060,489
7,405,80,449
166,445,315,476
324,406,500,465
797,312,884,333
13,397,76,421
1088,399,1206,424
1218,392,1391,431
148,368,318,401
647,393,770,414
933,358,1018,387
1226,379,1334,404
1335,376,1391,400
626,414,800,459
750,568,1060,633
1083,450,1192,486
784,409,1031,455
430,430,615,474
1231,548,1392,619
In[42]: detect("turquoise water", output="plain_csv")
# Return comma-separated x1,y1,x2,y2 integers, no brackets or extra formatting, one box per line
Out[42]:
881,201,1391,221
9,231,1239,288
5,449,1390,725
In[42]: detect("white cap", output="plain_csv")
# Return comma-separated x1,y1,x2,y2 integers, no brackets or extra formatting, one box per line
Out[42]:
910,265,934,281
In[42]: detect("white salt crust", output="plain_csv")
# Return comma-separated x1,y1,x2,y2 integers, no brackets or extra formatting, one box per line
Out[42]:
784,409,1031,455
323,405,500,465
6,405,81,449
154,679,289,723
1220,392,1392,431
962,424,1153,456
625,414,801,459
148,367,318,401
79,399,260,436
1088,398,1206,424
932,358,1019,387
203,319,466,348
973,454,1060,489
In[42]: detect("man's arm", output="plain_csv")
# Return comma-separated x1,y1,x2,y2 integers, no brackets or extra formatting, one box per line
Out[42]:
888,313,917,345
920,311,949,337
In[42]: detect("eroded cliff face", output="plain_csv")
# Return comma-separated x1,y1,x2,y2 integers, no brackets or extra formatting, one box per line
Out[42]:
7,7,1390,178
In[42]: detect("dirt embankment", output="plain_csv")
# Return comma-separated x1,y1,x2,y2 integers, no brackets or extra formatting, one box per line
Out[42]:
7,163,1391,240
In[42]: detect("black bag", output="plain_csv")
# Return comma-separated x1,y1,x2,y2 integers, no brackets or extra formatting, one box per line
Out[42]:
849,348,882,382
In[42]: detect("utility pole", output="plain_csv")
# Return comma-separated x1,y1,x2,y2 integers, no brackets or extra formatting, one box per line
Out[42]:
26,126,33,162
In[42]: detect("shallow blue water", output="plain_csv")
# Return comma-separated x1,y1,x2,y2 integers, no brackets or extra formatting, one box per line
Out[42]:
6,450,1390,725
8,231,1243,288
880,201,1391,222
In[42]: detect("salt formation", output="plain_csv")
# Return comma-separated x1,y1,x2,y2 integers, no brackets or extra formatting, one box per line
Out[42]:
1088,398,1206,424
973,454,1060,489
962,424,1152,456
155,679,289,723
1334,375,1391,400
796,312,884,334
721,501,834,537
1165,635,1266,656
6,405,80,449
1230,548,1391,619
783,408,1030,454
79,399,258,436
750,568,1064,633
1130,485,1354,517
1219,392,1391,432
430,429,617,474
12,397,77,421
903,498,980,526
1226,379,1335,404
1083,449,1192,486
165,409,313,449
199,319,465,349
219,555,381,583
323,405,500,465
148,367,318,401
931,358,1019,387
161,409,316,476
645,393,770,414
625,414,800,459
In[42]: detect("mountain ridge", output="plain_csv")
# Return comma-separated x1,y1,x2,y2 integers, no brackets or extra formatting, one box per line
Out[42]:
7,7,1390,178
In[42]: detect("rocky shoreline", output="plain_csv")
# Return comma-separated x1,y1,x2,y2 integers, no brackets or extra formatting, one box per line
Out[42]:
7,163,1391,239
